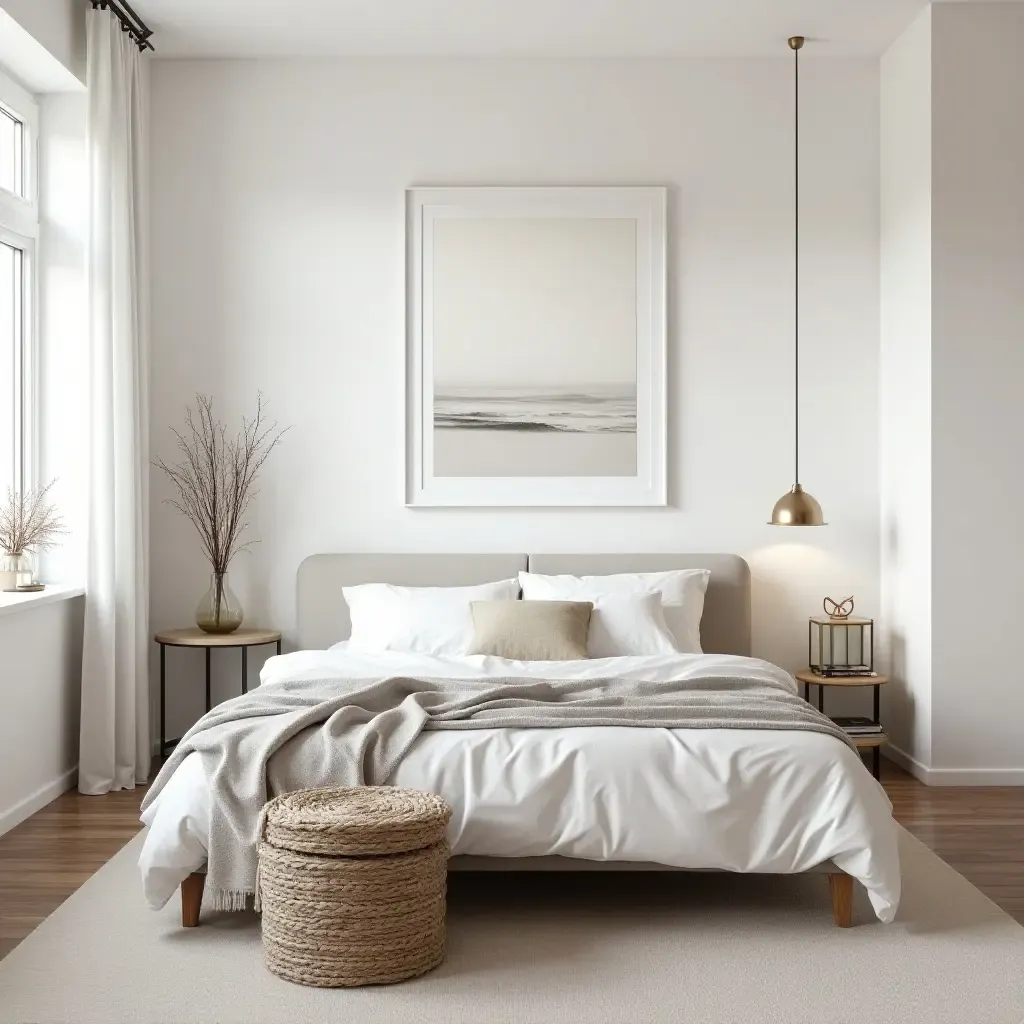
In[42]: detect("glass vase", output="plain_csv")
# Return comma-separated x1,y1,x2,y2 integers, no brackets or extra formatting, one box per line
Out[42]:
0,551,34,591
195,571,243,634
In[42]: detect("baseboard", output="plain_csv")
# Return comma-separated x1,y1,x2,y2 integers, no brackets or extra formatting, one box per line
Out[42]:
0,765,78,837
883,744,931,783
886,744,1024,786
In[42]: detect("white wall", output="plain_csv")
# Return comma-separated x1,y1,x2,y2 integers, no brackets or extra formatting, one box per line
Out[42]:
149,57,881,740
0,0,85,88
879,8,932,766
930,2,1024,777
879,2,1024,783
0,597,84,833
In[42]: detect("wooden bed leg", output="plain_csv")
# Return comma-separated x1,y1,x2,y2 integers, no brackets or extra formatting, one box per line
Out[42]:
828,872,854,928
181,872,205,927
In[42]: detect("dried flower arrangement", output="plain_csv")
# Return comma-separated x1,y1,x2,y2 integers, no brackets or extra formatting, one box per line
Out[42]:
0,481,67,590
154,394,288,632
0,480,67,556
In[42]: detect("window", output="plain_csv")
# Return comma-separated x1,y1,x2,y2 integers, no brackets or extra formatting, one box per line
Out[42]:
0,105,24,196
0,240,24,491
0,69,37,496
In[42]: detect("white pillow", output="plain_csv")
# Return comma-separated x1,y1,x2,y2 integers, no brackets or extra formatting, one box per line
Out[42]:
343,579,520,656
519,568,711,654
585,594,679,659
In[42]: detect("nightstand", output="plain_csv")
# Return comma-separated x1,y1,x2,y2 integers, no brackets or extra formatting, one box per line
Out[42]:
155,627,282,757
794,669,889,780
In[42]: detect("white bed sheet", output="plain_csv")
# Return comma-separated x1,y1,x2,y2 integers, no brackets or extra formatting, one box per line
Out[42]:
139,649,901,921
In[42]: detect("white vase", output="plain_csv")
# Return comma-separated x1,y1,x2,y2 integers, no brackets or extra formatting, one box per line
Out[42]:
0,551,33,591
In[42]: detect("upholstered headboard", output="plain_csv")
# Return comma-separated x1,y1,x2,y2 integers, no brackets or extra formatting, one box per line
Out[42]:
527,554,750,657
296,552,751,656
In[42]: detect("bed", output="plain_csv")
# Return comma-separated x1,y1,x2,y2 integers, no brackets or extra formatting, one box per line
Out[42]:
139,553,900,929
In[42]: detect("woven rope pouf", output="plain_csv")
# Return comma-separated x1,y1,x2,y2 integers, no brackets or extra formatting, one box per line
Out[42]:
257,786,452,988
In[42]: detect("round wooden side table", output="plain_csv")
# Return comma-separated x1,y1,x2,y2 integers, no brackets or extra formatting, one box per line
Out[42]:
795,669,890,779
155,627,282,756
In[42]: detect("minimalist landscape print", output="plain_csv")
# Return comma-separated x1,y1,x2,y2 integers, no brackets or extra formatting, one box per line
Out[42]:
407,186,666,506
433,385,636,433
431,216,638,478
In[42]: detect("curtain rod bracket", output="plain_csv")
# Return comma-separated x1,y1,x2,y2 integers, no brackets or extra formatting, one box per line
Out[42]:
91,0,155,52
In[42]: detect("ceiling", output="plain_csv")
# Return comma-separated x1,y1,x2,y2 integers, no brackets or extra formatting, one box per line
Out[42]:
131,0,931,59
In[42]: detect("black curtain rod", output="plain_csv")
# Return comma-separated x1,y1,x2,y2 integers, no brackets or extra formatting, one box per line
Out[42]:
91,0,155,51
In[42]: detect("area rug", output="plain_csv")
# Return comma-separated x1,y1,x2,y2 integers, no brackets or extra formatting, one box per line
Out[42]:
1,825,1022,1024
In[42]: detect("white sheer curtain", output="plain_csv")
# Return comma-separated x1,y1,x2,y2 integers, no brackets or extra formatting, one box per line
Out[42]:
78,9,150,794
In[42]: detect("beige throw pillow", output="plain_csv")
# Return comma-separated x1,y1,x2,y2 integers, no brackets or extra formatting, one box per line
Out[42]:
467,600,593,661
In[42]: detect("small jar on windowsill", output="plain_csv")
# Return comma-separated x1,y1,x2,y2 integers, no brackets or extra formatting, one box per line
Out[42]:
0,551,36,592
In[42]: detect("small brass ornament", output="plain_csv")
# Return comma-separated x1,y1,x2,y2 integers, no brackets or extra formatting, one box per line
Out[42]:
823,596,855,620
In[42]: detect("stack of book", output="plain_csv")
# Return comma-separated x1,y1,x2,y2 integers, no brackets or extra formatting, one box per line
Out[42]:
812,667,877,678
831,716,883,737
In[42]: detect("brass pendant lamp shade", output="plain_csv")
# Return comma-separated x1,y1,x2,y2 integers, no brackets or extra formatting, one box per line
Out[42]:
770,35,825,526
771,483,824,527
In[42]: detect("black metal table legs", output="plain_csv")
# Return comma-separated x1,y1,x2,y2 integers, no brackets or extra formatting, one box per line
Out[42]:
871,683,882,780
157,638,279,761
801,679,883,781
159,643,166,757
205,647,211,712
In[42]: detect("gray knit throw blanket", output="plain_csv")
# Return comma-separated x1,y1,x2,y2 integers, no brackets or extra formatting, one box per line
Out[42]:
141,669,856,911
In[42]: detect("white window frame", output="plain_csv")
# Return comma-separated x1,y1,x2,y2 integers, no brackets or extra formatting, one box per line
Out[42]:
0,67,39,494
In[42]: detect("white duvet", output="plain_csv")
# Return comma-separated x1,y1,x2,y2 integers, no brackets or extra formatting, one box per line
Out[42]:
139,648,901,921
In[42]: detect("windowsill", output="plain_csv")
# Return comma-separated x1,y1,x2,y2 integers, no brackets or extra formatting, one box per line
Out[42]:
0,583,85,619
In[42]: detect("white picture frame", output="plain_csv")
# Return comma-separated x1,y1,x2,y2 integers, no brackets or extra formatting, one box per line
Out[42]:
406,186,667,507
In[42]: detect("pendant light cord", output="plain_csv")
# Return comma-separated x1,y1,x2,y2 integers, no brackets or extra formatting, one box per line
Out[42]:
793,40,800,487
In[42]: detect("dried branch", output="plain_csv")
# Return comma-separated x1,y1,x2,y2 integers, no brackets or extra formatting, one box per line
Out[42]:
0,481,68,555
153,394,288,575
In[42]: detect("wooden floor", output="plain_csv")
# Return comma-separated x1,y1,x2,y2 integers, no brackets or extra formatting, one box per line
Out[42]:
0,759,1021,961
0,785,146,960
881,762,1024,924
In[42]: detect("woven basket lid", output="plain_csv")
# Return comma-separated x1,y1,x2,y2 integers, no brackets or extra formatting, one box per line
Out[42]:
262,786,452,857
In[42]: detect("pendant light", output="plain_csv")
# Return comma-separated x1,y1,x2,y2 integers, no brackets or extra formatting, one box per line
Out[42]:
770,35,825,527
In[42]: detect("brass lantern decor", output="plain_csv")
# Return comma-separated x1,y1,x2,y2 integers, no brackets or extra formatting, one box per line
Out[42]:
769,36,825,527
809,596,874,678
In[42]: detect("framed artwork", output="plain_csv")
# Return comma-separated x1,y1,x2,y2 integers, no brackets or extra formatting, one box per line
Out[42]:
406,186,666,507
